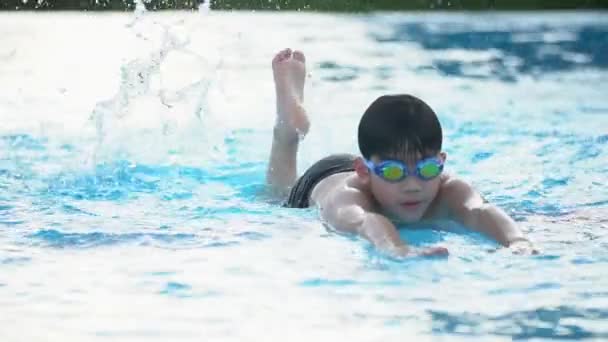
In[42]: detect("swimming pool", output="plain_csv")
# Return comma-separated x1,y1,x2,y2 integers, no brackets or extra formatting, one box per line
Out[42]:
1,10,607,341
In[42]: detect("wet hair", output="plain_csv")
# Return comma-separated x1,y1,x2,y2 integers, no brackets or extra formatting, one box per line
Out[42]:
358,94,442,161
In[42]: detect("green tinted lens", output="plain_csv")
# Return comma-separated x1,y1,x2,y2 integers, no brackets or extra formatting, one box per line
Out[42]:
419,163,440,179
382,165,405,181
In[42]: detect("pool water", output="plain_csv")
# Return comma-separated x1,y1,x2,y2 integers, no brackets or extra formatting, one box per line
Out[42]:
1,10,607,341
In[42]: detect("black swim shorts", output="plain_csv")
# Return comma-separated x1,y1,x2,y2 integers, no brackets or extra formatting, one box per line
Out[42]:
283,153,357,208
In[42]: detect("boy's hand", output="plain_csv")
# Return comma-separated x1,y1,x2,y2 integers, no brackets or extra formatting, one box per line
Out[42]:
417,246,450,257
391,245,449,258
508,238,540,255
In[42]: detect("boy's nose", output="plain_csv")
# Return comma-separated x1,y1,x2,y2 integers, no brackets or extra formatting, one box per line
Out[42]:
400,176,422,192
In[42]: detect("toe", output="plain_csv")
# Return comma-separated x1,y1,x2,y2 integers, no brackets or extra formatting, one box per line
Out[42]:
273,48,292,64
292,50,305,63
279,48,292,61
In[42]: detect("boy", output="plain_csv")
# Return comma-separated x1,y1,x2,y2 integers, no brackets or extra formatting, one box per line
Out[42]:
267,48,537,258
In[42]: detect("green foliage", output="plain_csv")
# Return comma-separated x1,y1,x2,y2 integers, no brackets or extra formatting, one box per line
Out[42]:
1,0,607,11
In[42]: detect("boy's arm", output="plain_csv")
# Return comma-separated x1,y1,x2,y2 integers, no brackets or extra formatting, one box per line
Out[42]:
317,188,448,258
442,178,538,253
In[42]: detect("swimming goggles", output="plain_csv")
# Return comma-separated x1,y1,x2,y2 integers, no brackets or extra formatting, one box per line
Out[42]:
364,157,444,182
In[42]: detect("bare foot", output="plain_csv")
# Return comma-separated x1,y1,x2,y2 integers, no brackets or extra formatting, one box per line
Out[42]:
272,48,310,142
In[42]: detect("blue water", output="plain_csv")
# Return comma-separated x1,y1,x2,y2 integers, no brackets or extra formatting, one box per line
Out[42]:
1,11,607,341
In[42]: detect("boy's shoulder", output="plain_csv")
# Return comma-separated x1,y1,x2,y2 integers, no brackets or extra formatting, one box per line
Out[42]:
437,174,485,210
439,174,471,192
311,172,370,207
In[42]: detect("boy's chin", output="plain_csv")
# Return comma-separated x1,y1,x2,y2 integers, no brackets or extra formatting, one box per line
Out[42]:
389,210,425,224
397,215,423,224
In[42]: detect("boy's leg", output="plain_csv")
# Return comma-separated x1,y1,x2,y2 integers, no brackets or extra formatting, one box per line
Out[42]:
266,48,310,196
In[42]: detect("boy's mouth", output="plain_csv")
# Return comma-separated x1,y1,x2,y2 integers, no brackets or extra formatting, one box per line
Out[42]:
400,201,422,209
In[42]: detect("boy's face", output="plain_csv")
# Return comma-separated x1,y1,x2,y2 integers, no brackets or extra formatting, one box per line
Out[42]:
360,152,446,223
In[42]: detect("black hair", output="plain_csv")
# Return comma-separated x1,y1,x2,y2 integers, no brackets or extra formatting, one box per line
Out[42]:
358,94,442,161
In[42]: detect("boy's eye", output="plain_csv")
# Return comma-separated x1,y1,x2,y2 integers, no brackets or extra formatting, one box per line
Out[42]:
382,166,404,180
419,163,440,178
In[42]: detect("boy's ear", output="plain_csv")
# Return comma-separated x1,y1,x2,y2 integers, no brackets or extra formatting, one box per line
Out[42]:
354,157,371,184
439,151,447,162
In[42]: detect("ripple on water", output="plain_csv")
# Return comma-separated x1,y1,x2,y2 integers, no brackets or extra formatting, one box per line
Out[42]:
429,306,608,339
28,229,199,248
1,256,31,265
159,281,192,297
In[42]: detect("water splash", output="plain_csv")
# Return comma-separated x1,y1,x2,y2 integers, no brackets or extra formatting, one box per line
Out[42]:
127,0,148,28
198,0,210,14
88,8,221,167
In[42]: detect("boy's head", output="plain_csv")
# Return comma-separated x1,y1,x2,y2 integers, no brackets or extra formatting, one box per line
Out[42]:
358,94,442,161
354,94,446,223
